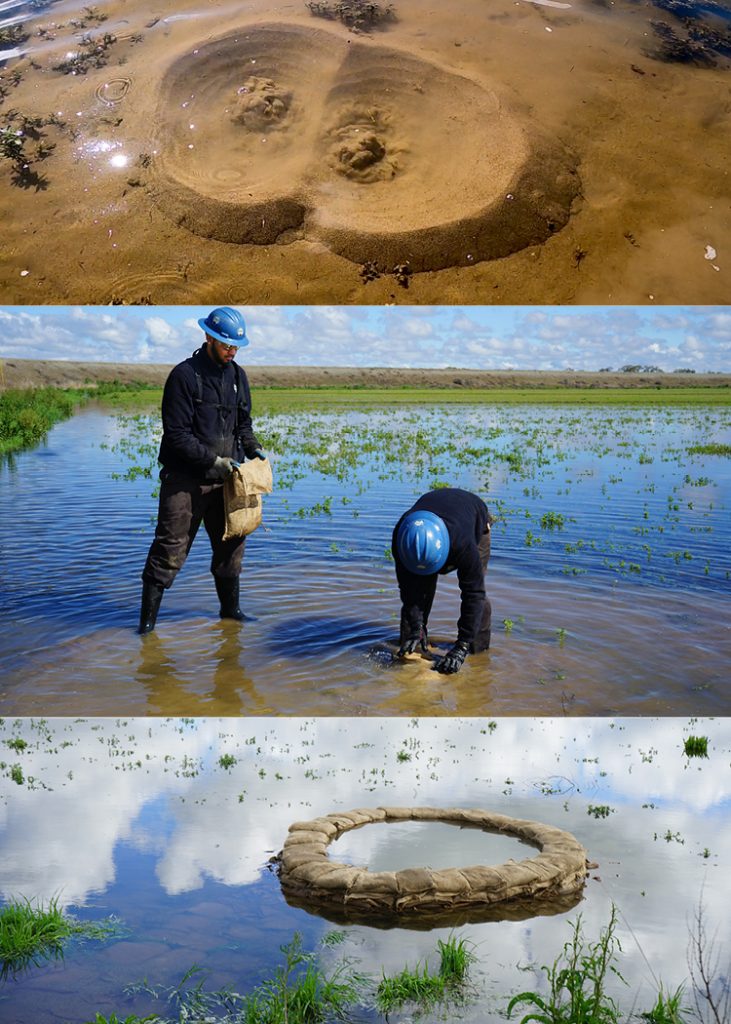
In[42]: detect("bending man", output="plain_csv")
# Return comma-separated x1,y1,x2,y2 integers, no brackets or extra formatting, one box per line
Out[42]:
392,487,492,674
138,307,265,634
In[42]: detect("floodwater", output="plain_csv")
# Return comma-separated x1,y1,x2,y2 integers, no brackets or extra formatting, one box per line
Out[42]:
0,717,729,1024
0,0,729,304
1,398,730,715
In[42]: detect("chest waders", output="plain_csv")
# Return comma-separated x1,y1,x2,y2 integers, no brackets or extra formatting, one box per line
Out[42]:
138,363,253,634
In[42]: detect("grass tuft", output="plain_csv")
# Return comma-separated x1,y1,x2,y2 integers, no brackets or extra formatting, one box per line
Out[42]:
376,933,475,1014
683,736,709,758
0,896,123,976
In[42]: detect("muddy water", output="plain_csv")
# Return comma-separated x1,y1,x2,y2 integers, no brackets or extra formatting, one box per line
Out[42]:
0,399,729,715
0,717,729,1024
0,0,729,303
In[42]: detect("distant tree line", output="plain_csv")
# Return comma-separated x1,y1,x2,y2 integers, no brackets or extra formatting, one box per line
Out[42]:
595,365,697,373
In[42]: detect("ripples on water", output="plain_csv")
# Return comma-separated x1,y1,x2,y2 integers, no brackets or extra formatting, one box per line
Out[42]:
0,401,729,714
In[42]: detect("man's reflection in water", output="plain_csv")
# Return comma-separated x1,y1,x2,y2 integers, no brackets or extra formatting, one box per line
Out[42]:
136,623,273,715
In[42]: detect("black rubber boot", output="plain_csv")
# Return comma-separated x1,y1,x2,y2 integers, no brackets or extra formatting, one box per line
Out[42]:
215,576,254,621
138,580,164,635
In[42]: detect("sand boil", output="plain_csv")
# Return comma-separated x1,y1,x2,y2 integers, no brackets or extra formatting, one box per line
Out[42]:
277,806,588,924
152,22,579,271
0,0,730,303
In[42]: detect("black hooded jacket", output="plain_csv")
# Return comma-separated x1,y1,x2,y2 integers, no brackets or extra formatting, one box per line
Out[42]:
157,347,260,480
392,488,491,645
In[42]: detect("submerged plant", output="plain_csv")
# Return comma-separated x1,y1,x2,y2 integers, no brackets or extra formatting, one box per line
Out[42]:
126,933,366,1024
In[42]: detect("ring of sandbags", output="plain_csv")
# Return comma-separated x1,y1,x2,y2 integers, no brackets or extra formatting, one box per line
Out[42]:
277,806,588,918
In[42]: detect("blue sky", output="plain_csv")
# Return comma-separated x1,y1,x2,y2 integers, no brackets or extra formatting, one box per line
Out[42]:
0,305,729,371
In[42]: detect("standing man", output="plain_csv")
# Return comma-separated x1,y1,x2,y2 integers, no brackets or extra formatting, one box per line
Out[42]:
138,307,266,635
392,488,492,674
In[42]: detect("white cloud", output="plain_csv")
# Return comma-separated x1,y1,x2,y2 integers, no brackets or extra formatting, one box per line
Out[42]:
0,307,729,371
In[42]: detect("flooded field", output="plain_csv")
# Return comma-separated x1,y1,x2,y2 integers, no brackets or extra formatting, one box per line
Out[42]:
0,396,729,715
0,717,729,1024
0,0,730,304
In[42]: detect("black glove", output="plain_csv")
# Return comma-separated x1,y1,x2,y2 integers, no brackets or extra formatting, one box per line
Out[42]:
397,625,429,658
251,449,266,461
210,456,239,480
433,640,470,674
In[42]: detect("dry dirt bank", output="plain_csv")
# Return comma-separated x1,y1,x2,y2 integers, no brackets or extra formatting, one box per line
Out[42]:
1,359,729,392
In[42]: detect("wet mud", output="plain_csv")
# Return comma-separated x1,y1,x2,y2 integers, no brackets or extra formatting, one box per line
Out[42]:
0,0,729,302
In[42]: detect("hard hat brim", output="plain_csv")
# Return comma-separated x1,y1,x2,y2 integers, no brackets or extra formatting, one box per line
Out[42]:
198,317,249,347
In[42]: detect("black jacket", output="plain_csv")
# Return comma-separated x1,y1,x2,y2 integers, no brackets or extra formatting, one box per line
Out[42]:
393,488,490,645
158,347,260,480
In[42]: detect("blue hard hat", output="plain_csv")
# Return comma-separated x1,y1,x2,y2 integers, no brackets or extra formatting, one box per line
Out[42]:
396,511,450,575
198,307,249,346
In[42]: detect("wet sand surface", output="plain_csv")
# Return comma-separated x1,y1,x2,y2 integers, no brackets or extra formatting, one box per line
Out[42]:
2,566,729,717
0,0,729,304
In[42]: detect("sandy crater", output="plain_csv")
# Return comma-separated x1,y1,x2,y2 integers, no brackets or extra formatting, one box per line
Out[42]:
152,22,580,270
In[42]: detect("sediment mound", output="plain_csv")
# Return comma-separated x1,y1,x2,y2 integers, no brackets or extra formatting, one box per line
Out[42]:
277,806,588,924
151,22,580,270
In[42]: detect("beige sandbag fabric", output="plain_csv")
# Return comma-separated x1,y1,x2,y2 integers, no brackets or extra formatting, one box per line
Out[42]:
222,458,273,541
277,806,588,917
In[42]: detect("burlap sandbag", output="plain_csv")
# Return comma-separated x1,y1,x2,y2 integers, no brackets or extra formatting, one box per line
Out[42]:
222,458,273,540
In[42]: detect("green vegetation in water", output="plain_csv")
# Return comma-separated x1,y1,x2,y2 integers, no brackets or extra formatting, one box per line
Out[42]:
218,753,237,769
0,387,79,456
686,443,731,456
123,933,367,1024
587,804,614,819
683,736,709,758
376,934,475,1015
507,906,628,1024
0,382,160,456
639,985,688,1024
0,896,124,976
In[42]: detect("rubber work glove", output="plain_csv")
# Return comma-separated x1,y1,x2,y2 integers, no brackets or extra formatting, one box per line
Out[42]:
397,625,429,658
211,456,239,480
251,449,266,461
433,640,470,674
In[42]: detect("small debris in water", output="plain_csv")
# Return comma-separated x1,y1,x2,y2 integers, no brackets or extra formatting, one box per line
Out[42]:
704,245,717,261
20,269,29,276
